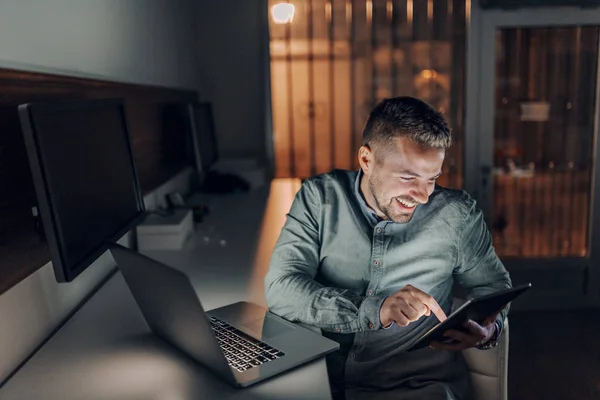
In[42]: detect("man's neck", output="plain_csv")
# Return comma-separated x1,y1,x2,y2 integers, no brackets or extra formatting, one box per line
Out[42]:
359,172,387,220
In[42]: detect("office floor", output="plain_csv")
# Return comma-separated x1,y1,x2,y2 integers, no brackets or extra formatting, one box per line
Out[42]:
508,309,600,400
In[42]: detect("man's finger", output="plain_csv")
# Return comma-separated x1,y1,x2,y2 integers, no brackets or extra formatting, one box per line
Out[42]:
482,315,498,326
422,304,431,317
391,310,410,327
462,319,487,337
407,299,430,318
483,306,506,325
400,301,421,321
410,291,447,322
443,329,473,344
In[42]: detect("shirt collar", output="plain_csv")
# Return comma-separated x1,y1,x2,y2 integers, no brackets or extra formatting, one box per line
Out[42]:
354,169,382,226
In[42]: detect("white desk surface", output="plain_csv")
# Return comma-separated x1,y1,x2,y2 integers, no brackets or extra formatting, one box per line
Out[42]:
1,179,332,400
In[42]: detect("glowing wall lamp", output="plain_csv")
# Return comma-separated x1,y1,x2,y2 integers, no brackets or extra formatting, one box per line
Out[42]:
271,2,295,24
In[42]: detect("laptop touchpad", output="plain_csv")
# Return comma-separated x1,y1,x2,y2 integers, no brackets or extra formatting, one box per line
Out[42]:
243,317,294,339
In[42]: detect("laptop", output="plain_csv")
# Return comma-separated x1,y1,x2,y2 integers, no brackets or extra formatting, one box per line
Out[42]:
108,243,339,388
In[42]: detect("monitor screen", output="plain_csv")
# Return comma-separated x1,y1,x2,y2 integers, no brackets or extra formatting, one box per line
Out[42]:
19,99,145,283
190,102,218,171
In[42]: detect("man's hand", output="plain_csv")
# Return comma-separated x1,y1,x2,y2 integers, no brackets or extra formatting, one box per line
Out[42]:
379,285,447,328
429,309,501,351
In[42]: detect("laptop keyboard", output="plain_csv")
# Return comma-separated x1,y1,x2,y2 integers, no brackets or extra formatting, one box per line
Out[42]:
209,316,285,372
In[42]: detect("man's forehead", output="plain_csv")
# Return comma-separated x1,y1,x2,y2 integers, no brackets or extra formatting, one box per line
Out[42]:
379,140,445,173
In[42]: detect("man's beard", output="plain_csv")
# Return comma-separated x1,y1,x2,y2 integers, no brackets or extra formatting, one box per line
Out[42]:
368,176,417,224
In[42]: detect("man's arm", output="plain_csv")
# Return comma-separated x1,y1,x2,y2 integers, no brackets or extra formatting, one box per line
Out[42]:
454,198,512,342
431,197,512,351
264,180,386,334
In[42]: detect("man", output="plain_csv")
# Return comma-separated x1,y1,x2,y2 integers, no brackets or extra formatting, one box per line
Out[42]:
264,96,512,400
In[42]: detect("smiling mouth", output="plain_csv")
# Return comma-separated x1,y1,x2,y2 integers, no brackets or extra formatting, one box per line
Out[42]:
396,198,417,209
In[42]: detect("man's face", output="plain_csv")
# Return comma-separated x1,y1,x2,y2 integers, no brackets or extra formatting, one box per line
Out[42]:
359,137,445,223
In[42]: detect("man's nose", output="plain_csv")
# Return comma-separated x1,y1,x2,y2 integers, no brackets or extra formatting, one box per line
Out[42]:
410,182,429,204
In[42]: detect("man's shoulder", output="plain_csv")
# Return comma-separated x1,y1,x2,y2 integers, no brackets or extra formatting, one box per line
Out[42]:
429,185,477,216
301,169,357,197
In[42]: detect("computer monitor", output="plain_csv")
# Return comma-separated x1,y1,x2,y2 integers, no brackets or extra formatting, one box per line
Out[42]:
186,102,219,175
18,98,146,283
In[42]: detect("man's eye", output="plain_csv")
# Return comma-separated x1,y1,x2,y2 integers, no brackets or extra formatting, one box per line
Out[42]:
400,177,414,181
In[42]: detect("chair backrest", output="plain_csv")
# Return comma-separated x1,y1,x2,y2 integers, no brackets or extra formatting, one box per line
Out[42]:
462,320,509,400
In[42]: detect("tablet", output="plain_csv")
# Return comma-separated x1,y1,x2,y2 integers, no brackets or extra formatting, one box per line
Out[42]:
408,283,532,351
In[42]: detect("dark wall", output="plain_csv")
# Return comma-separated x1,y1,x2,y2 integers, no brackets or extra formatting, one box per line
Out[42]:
195,0,271,163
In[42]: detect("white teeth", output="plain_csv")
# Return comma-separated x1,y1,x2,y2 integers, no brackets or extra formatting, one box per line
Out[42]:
397,199,416,208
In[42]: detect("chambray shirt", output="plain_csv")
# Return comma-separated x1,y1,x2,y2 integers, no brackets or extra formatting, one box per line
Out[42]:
264,170,512,396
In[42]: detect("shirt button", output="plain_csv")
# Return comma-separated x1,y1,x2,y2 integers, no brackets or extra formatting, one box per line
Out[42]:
335,328,341,332
368,290,373,295
376,228,382,233
369,322,374,329
374,260,380,265
350,353,356,359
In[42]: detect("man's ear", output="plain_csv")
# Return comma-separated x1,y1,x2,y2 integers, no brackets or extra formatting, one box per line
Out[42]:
358,145,373,173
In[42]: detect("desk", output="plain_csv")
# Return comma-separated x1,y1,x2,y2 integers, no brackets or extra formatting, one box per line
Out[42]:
1,179,332,400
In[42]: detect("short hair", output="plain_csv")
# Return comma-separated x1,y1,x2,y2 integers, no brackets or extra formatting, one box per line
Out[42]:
361,97,451,157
